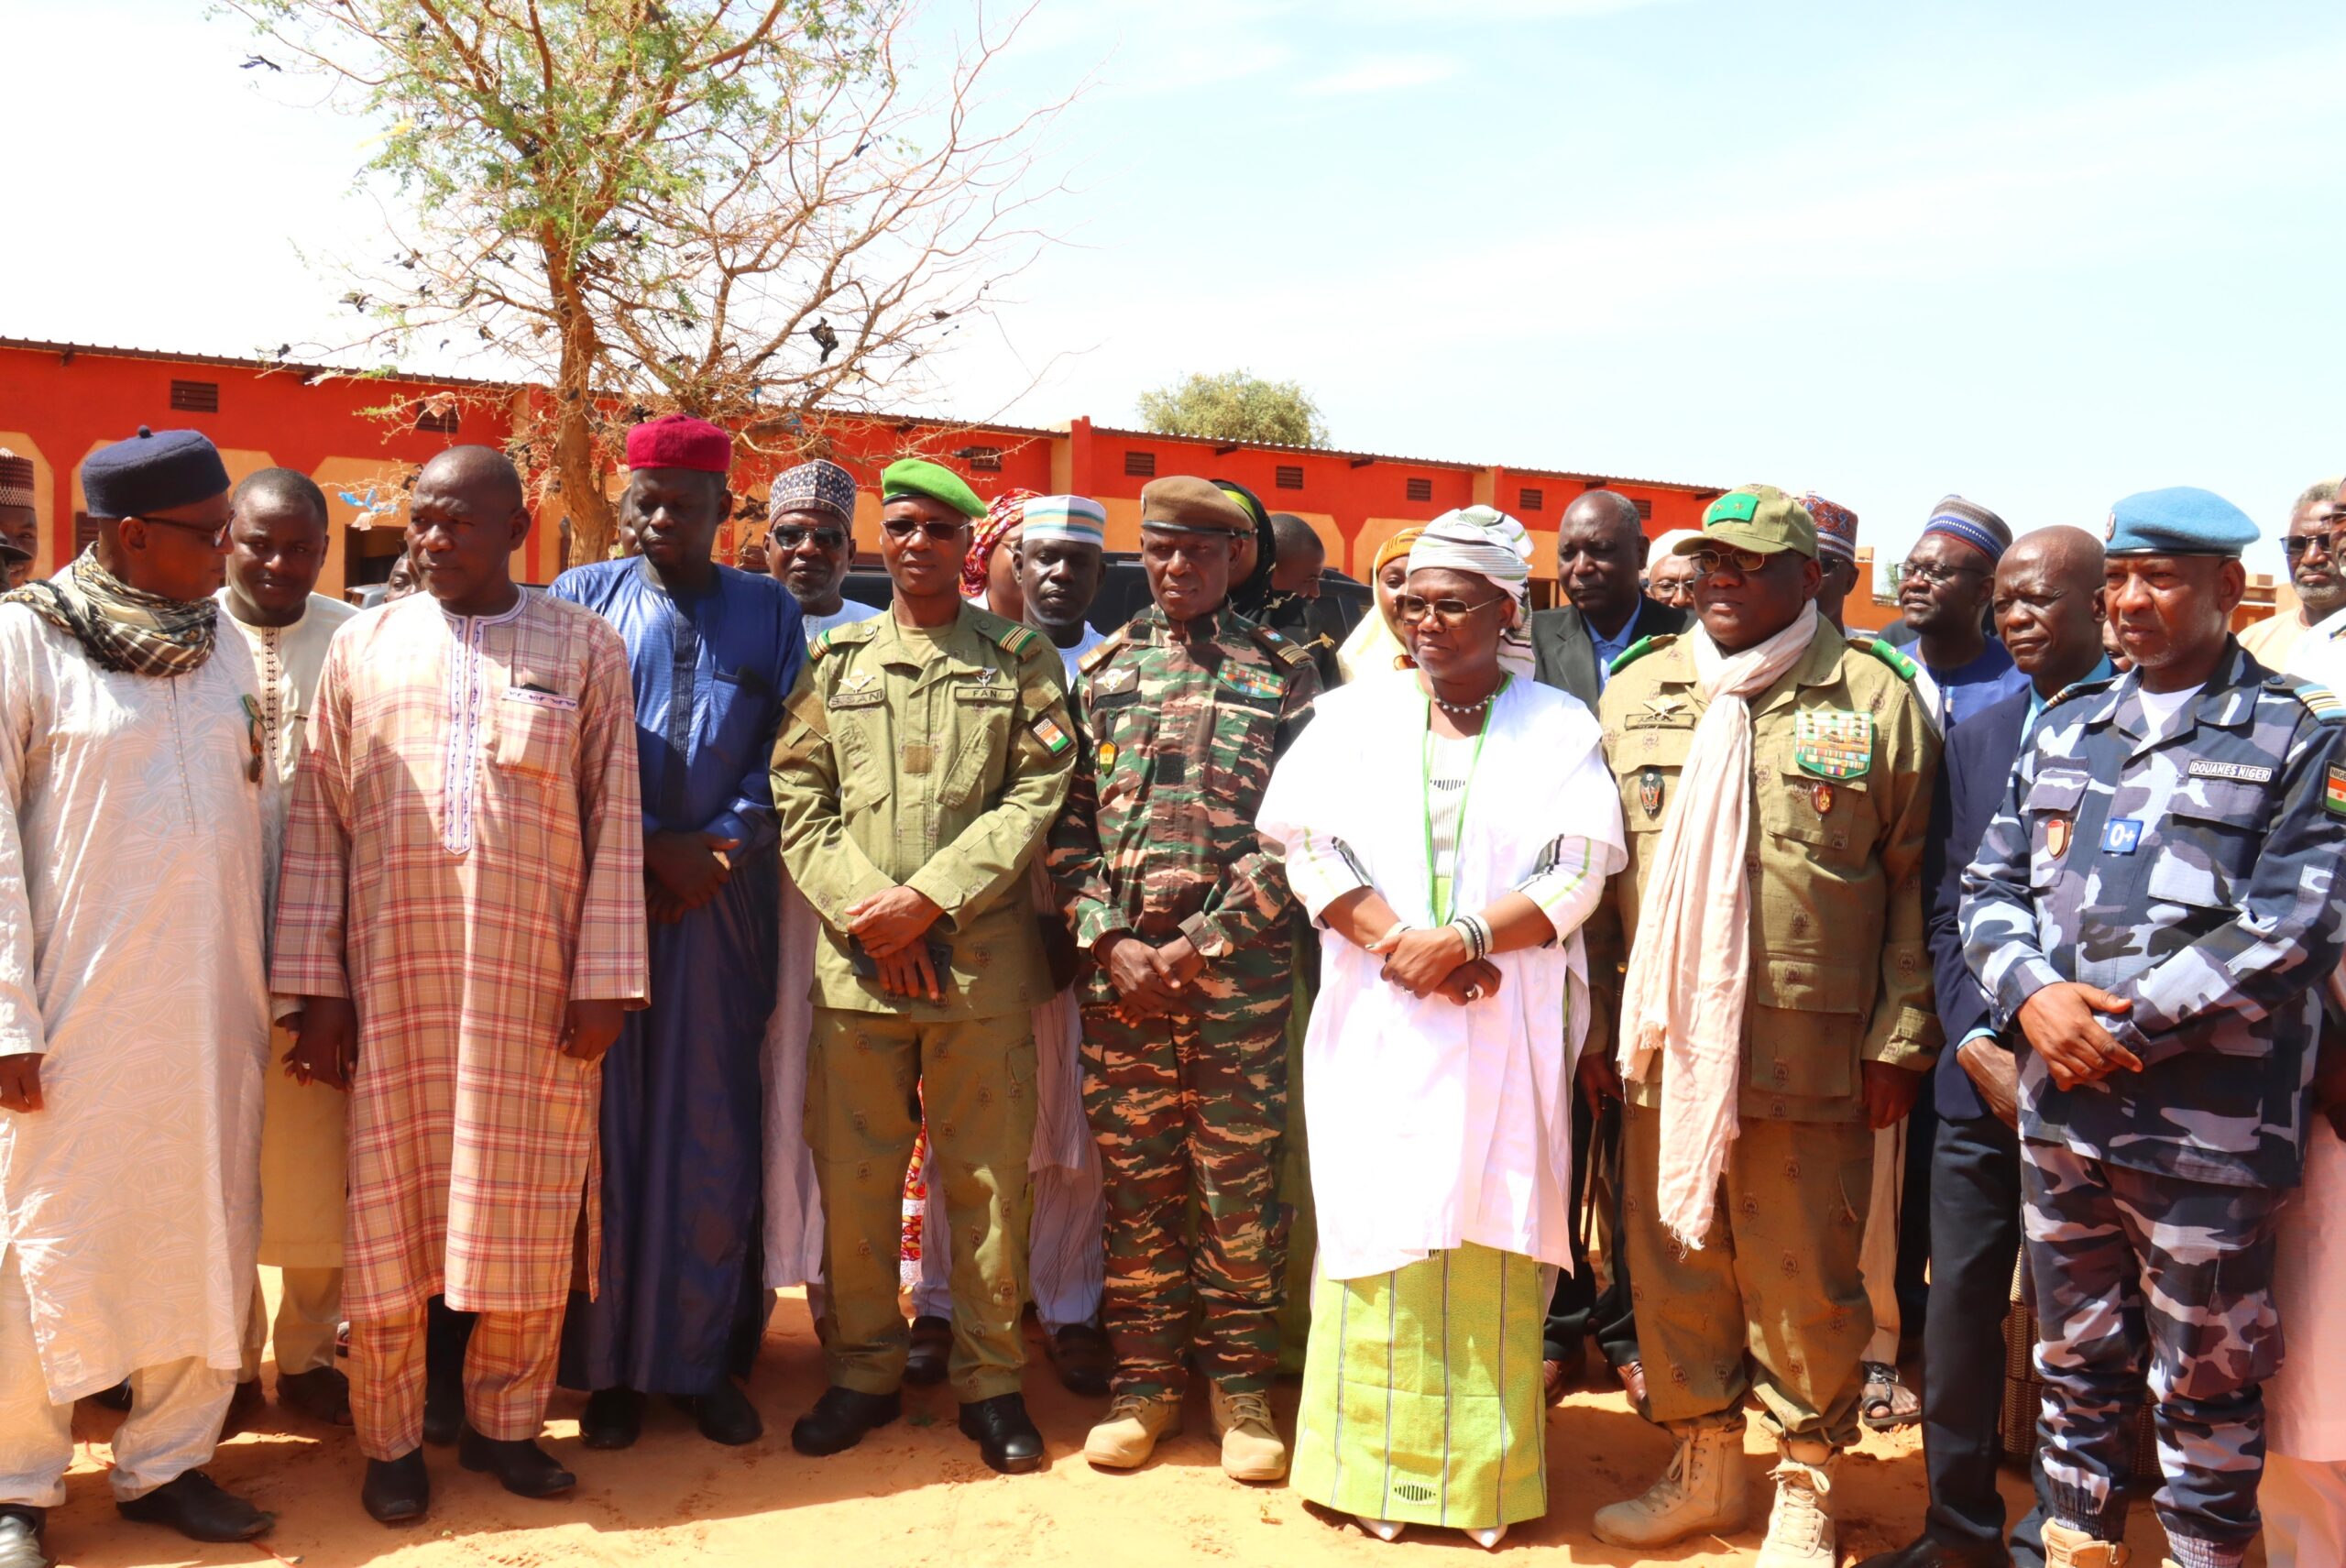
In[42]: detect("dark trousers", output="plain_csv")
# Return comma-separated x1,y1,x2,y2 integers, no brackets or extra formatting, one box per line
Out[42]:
1543,1094,1639,1370
1921,1109,2024,1552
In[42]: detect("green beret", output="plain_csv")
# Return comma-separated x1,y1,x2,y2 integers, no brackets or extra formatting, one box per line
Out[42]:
1139,475,1251,534
881,457,986,520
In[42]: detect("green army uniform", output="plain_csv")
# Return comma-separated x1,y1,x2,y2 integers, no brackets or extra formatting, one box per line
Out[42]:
1589,618,1941,1448
770,603,1076,1403
1047,602,1320,1398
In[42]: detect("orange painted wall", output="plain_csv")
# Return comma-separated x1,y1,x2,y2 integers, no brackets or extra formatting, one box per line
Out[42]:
0,342,1727,595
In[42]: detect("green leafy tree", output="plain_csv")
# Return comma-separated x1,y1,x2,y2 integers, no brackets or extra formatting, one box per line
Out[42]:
222,0,1066,563
1136,370,1330,449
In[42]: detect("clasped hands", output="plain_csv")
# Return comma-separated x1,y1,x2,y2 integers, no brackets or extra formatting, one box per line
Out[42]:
644,829,741,925
2016,981,2141,1091
845,885,948,1002
1096,933,1205,1025
1368,922,1502,1007
279,993,626,1091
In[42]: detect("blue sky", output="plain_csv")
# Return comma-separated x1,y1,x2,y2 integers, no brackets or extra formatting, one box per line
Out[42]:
5,0,2341,583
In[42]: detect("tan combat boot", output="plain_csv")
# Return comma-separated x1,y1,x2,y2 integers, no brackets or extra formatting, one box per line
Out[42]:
1083,1394,1179,1469
2041,1520,2132,1567
1207,1383,1288,1482
1754,1436,1837,1568
1590,1419,1749,1549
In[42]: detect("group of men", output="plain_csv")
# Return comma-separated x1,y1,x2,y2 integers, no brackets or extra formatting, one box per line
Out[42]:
0,413,2341,1568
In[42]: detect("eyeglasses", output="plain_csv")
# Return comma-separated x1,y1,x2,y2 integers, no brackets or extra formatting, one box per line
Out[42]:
1898,559,1986,587
1393,592,1507,626
772,524,849,550
2284,534,2338,562
131,513,228,547
1685,545,1775,577
881,519,969,542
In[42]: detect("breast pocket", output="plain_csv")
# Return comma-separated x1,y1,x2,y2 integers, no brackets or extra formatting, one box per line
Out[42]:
1612,725,1695,836
940,683,1016,808
827,687,889,815
494,689,579,783
1209,698,1281,806
2152,778,2268,900
2023,767,2090,891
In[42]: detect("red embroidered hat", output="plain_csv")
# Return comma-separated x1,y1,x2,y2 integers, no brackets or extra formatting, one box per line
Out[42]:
625,413,732,474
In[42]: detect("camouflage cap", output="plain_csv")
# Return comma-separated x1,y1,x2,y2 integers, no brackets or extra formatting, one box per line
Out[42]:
1677,483,1817,560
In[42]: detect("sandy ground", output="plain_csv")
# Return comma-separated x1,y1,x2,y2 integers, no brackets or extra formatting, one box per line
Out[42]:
43,1287,2231,1568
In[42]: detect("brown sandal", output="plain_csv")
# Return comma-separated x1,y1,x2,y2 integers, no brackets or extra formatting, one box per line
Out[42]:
1860,1360,1920,1430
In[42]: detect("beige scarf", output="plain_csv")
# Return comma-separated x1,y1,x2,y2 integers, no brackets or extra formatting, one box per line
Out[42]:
1618,603,1818,1248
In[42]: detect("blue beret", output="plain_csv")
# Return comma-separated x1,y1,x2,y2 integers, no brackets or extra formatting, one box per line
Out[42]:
81,426,230,520
2103,486,2258,557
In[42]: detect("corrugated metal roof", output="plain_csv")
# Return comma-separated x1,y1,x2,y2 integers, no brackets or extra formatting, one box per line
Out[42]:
0,335,511,389
1083,421,1721,496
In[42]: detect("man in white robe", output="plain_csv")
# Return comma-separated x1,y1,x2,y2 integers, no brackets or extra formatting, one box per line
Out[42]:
0,429,275,1564
216,468,359,1430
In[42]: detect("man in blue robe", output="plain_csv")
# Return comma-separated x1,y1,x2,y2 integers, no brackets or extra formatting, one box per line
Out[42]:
549,414,805,1448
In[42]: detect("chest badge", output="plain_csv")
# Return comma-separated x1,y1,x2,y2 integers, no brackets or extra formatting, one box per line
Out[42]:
2045,817,2073,860
1096,666,1139,696
1639,767,1664,820
1792,708,1874,780
838,671,878,695
1810,781,1835,816
2328,762,2346,817
2101,817,2143,855
1097,740,1118,770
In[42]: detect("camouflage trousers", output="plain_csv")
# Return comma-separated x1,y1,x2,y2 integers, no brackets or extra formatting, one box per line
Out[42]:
1080,969,1291,1399
2023,1138,2285,1562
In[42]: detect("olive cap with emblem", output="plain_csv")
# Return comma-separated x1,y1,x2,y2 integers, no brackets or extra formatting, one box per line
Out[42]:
2102,486,2259,557
1675,483,1817,560
880,456,987,520
1138,475,1251,535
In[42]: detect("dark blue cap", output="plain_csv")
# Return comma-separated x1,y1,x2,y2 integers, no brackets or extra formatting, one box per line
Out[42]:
81,426,230,521
2103,486,2259,557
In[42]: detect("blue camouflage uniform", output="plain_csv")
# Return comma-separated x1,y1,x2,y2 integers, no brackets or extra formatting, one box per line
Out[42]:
1962,598,2346,1565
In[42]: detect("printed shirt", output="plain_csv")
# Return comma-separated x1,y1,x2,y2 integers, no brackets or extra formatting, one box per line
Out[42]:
1960,643,2346,1188
1587,600,1643,693
1047,603,1320,962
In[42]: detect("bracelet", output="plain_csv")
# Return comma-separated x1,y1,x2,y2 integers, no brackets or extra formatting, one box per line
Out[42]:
1374,919,1413,951
1448,914,1490,961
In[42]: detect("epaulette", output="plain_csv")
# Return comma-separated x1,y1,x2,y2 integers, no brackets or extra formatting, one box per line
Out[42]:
809,620,878,660
1077,632,1125,676
1608,633,1675,674
2042,671,2119,711
1859,638,1921,682
2273,674,2346,723
1246,621,1313,670
992,620,1047,660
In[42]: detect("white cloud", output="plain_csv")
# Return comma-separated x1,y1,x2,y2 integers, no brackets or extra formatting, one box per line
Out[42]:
1296,53,1462,97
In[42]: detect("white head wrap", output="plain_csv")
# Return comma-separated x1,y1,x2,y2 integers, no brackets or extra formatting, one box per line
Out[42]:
1408,505,1533,612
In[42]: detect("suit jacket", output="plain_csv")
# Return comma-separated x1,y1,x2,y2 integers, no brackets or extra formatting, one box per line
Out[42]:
1529,597,1689,707
1923,684,2031,1119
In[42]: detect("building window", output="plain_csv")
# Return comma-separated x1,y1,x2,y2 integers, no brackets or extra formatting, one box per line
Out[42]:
169,379,220,413
1634,498,1653,521
1518,487,1543,511
1124,451,1156,478
1275,465,1304,490
962,446,1003,473
1405,477,1433,503
413,402,460,434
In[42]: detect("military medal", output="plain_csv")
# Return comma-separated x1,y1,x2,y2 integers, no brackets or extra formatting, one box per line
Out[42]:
1097,740,1118,769
2045,817,2072,859
1639,767,1664,819
1810,781,1835,816
1793,708,1874,780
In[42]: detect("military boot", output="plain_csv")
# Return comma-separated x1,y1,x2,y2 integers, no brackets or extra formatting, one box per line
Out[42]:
1755,1437,1837,1567
1591,1419,1749,1549
1083,1394,1180,1469
1207,1383,1288,1482
2040,1521,2131,1567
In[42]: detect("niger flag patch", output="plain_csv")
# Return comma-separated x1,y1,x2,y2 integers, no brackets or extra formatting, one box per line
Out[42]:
1033,715,1073,755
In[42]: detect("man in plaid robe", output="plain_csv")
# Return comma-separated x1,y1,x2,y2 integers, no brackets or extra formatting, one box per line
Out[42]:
273,447,646,1525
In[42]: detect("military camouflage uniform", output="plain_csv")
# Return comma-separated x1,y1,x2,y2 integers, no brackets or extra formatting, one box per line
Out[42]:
1047,602,1320,1398
770,604,1075,1403
1590,620,1941,1447
1961,644,2346,1563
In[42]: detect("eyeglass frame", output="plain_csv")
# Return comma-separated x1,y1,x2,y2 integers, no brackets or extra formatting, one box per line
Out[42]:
771,522,850,550
879,518,970,543
127,512,229,548
1392,591,1510,627
1896,557,1988,587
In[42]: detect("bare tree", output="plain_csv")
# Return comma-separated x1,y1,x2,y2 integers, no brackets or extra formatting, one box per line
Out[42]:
223,0,1069,563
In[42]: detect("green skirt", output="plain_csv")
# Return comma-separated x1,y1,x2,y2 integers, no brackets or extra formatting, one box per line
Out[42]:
1290,1243,1547,1530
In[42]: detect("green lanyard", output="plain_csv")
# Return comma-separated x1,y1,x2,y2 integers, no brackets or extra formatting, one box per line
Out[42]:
1420,676,1505,924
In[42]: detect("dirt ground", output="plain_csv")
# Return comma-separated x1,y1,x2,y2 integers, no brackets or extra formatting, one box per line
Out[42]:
45,1286,2222,1568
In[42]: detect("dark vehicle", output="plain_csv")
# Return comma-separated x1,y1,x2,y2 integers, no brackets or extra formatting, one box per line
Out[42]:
842,554,1373,647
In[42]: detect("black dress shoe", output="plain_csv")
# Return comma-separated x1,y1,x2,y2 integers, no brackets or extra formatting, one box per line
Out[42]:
958,1393,1046,1475
115,1471,274,1542
457,1430,576,1498
682,1379,763,1446
790,1387,900,1456
0,1505,49,1568
580,1387,645,1451
219,1377,267,1438
904,1315,953,1387
422,1374,464,1447
1854,1537,2011,1568
1046,1322,1113,1398
360,1451,430,1525
277,1365,354,1428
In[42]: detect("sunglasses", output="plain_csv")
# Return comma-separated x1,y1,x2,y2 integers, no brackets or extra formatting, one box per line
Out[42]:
132,513,228,548
1393,592,1507,627
1685,544,1776,577
772,524,849,550
881,519,969,543
2284,533,2339,562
